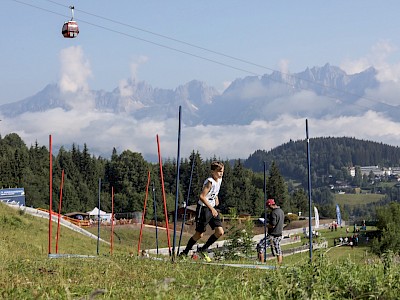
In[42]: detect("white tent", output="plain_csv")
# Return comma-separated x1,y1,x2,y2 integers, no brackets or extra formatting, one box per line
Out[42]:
87,207,111,222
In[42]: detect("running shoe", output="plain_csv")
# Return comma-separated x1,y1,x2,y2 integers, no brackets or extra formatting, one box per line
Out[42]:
198,251,211,262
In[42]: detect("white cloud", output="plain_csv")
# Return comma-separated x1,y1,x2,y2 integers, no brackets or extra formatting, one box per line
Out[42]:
341,40,400,83
59,46,91,93
118,79,133,98
309,111,400,144
119,56,149,97
238,80,269,99
2,108,400,162
59,46,95,110
261,90,337,118
364,81,400,106
278,59,290,75
130,55,148,80
338,41,400,107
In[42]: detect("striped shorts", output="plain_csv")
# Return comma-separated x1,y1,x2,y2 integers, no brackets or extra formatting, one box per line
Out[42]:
270,236,283,256
256,235,271,254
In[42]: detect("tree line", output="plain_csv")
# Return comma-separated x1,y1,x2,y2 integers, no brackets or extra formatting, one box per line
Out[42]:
0,133,313,220
3,132,400,255
4,133,400,221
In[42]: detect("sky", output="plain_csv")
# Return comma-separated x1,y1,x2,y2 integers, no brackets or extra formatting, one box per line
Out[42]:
2,0,400,160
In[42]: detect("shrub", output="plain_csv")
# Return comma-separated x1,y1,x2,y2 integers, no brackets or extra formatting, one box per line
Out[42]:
285,213,299,223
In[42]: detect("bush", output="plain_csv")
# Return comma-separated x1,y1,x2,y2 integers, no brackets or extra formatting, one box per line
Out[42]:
224,219,255,260
285,213,299,224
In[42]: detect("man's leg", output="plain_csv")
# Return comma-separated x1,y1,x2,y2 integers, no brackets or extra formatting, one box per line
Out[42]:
181,231,202,255
181,204,207,256
277,254,283,264
277,240,283,264
258,252,265,263
271,236,283,264
199,226,224,251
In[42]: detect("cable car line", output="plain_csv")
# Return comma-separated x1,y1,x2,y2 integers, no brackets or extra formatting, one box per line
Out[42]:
40,0,395,112
10,0,397,114
11,0,261,78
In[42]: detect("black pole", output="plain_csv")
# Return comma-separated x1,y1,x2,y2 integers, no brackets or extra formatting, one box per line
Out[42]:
97,178,101,255
263,161,267,257
178,156,196,254
173,106,182,261
306,119,313,261
152,182,159,256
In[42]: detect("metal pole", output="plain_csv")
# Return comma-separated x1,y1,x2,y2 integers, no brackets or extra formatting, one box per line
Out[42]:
110,186,114,255
306,119,313,261
48,135,53,255
263,161,267,258
97,178,101,255
173,106,182,261
172,106,182,261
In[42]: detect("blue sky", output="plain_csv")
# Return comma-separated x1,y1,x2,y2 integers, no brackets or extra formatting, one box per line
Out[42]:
2,0,400,104
2,0,400,160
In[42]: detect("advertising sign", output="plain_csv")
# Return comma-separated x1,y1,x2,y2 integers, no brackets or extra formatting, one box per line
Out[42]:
0,188,26,206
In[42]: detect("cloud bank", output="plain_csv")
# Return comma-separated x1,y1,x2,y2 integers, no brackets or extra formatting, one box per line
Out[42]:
2,44,400,161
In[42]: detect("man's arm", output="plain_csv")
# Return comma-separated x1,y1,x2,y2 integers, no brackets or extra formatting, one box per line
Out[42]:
268,211,277,228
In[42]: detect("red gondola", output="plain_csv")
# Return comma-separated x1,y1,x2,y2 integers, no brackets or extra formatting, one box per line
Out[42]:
62,6,79,38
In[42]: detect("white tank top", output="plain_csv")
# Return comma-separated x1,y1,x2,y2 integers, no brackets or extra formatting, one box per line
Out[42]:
198,177,222,207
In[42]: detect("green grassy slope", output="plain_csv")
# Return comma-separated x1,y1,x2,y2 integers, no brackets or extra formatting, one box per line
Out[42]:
1,202,398,299
334,193,384,207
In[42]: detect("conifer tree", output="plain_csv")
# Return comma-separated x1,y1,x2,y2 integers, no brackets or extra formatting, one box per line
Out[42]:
266,161,290,212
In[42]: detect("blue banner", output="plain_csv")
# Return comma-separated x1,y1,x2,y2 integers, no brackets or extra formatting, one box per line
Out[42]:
336,204,341,226
0,188,26,206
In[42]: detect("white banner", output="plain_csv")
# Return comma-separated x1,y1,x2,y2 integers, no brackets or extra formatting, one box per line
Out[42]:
314,206,320,229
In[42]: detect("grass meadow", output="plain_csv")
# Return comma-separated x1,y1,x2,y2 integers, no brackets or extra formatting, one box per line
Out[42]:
334,193,384,207
1,202,400,299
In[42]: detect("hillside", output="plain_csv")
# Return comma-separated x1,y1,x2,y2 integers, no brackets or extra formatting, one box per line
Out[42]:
244,136,400,185
2,202,398,299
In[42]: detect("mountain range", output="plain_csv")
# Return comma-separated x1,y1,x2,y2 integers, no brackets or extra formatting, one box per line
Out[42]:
2,63,398,126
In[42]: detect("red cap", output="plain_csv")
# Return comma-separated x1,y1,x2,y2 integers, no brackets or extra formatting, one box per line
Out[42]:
266,198,275,206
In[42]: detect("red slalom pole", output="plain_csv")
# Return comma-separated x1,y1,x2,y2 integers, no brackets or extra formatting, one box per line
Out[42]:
48,134,53,255
157,135,171,255
138,170,151,256
56,169,65,254
110,186,115,255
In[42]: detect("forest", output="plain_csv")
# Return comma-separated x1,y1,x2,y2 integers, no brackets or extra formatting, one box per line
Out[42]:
1,133,400,221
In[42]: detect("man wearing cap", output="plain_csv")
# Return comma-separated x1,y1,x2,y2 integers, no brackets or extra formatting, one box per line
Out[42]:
266,198,284,264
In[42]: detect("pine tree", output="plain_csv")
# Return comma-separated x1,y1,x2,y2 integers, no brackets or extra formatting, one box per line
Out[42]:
266,161,290,212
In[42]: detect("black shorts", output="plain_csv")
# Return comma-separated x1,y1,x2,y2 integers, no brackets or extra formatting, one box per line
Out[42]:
195,204,222,233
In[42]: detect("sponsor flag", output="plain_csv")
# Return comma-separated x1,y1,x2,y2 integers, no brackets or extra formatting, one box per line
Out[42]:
314,206,320,229
336,204,342,226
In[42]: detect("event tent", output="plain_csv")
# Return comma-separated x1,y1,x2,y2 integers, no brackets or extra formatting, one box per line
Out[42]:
87,207,112,222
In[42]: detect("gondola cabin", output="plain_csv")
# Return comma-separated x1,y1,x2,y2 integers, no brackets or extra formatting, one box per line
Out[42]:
62,20,79,38
62,6,79,38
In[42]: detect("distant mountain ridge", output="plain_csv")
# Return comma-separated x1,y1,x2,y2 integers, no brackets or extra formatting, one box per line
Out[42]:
2,63,399,126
